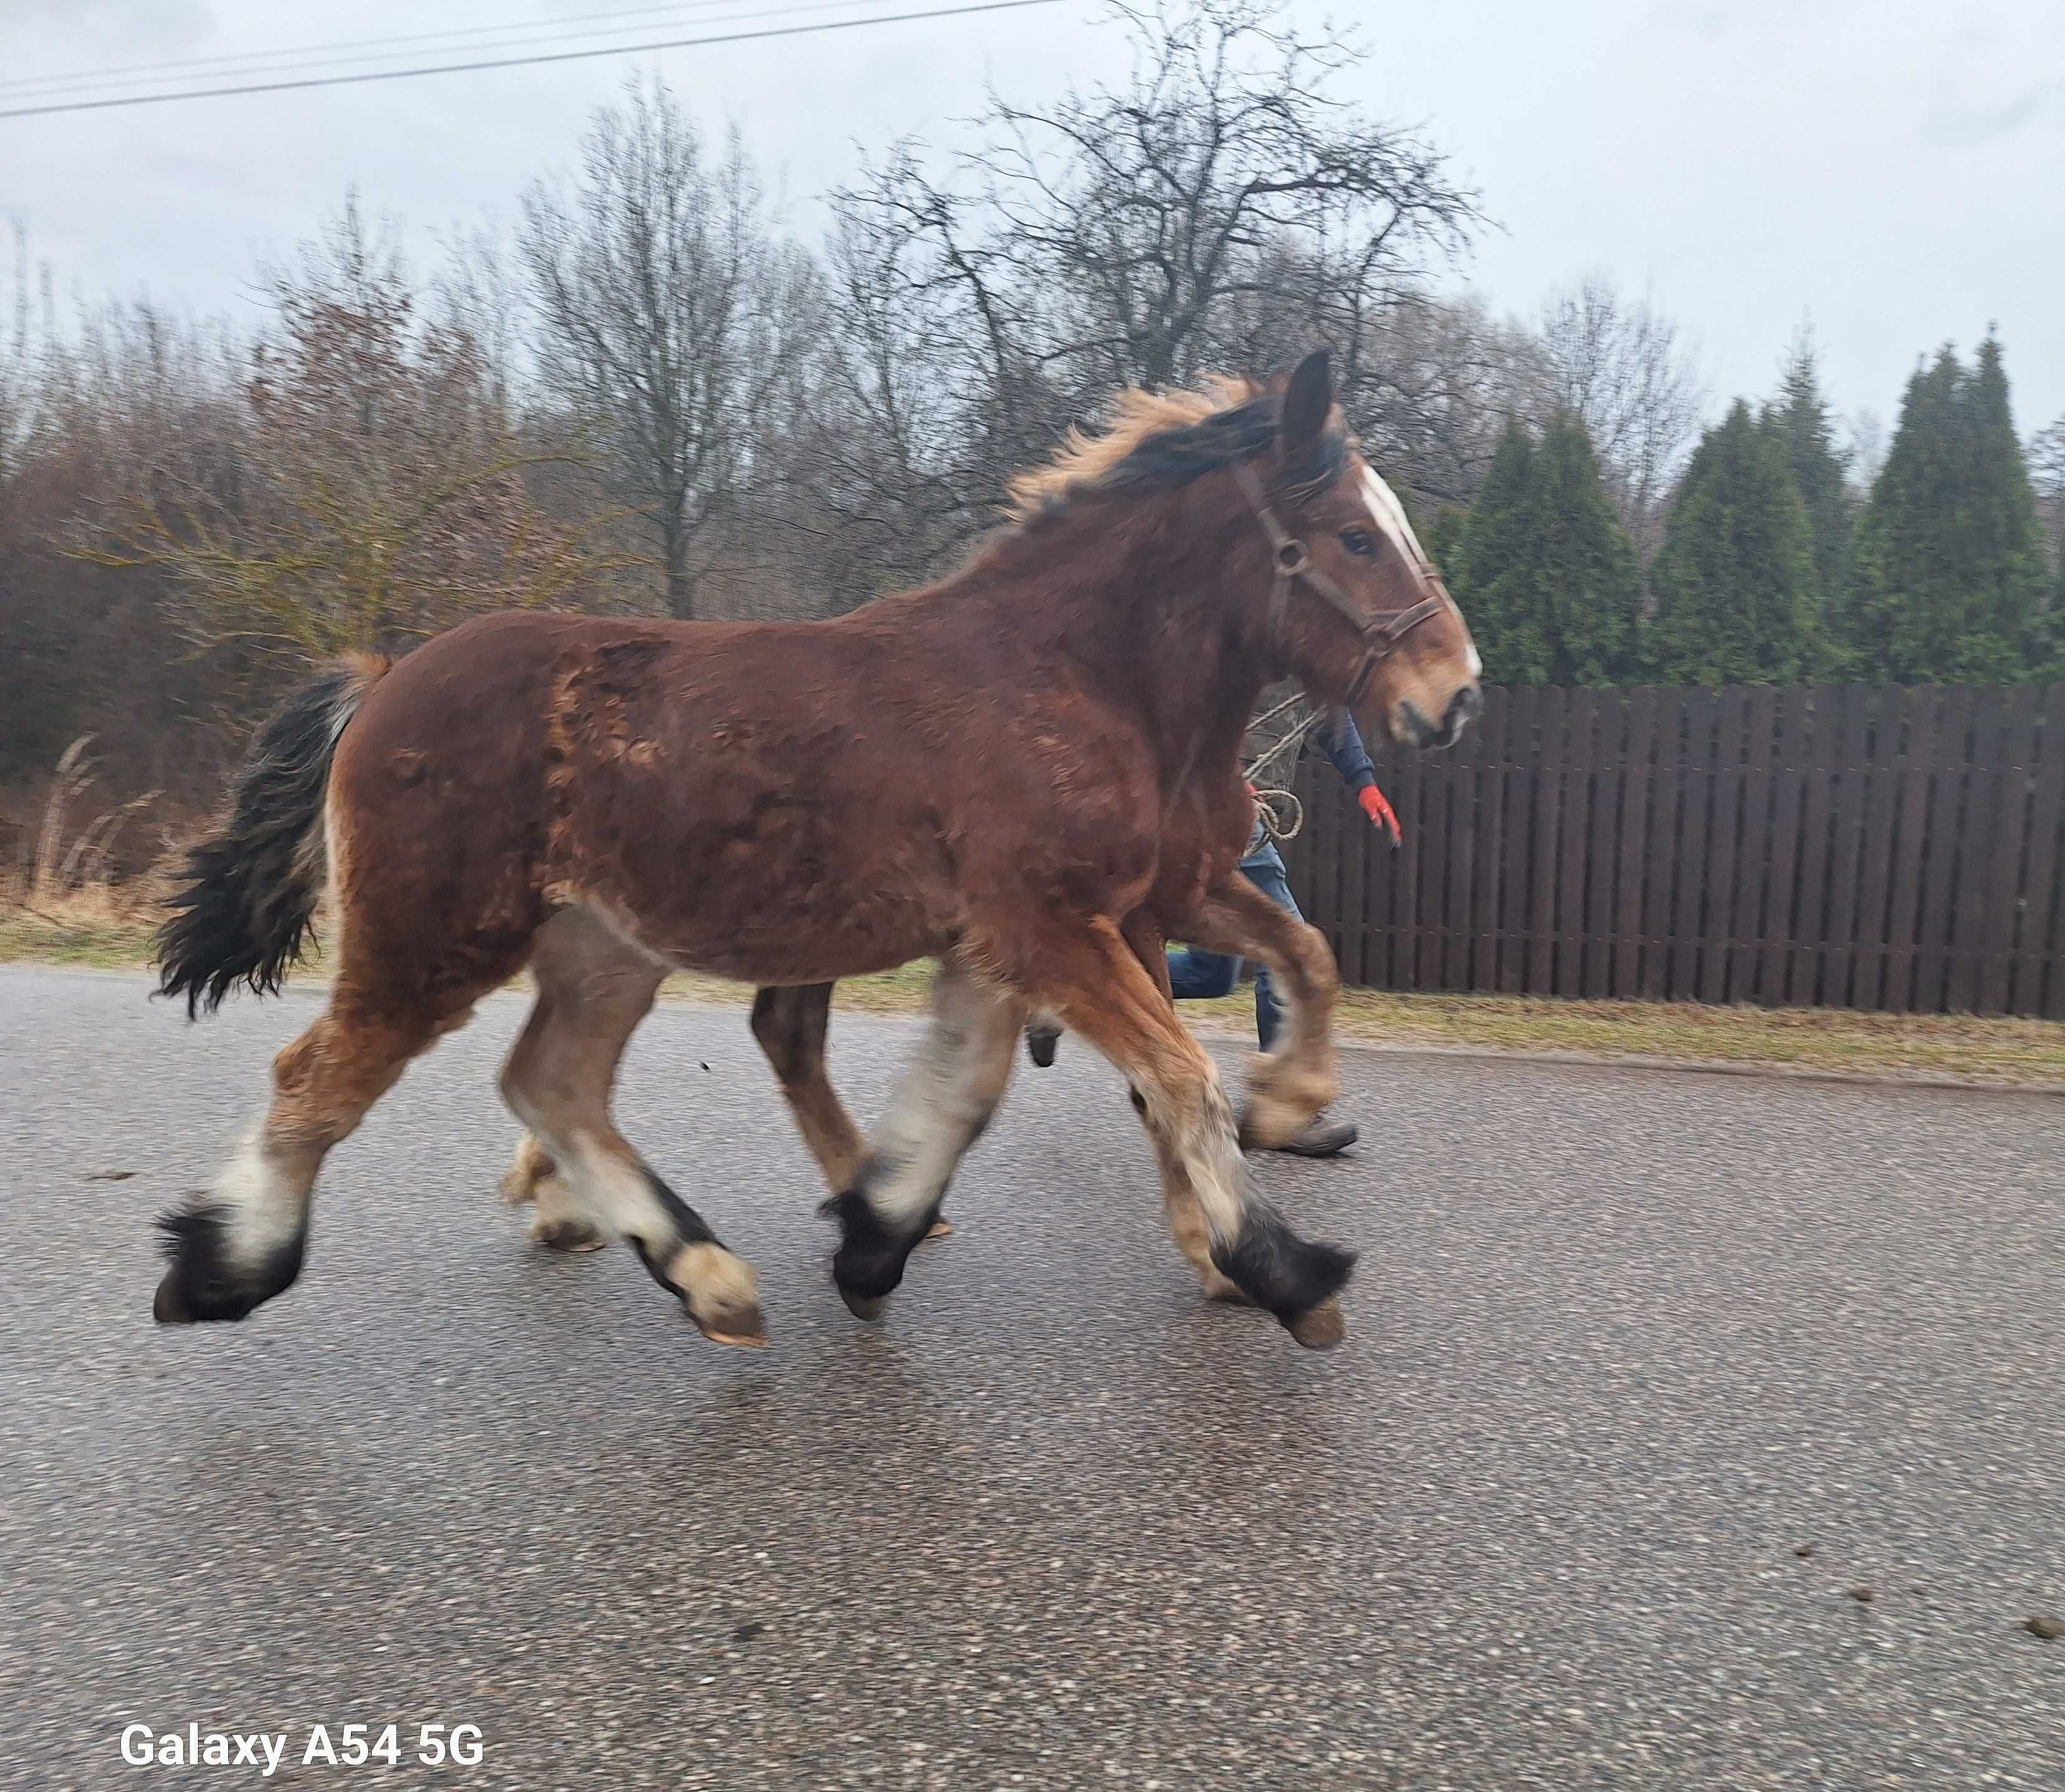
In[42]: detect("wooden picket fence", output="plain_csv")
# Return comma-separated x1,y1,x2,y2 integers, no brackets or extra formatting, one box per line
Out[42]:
1278,684,2065,1016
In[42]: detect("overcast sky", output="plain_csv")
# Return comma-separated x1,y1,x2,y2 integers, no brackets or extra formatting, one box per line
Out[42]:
4,0,2061,442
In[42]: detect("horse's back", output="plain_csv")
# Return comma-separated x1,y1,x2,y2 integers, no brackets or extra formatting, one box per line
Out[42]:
328,610,960,981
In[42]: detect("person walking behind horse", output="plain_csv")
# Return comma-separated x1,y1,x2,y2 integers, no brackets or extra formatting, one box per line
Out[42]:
1026,695,1398,1158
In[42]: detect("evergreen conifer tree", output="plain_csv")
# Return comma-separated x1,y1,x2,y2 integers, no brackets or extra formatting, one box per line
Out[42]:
1424,502,1470,587
1851,339,2049,680
1647,400,1822,683
1763,334,1854,661
1451,413,1641,684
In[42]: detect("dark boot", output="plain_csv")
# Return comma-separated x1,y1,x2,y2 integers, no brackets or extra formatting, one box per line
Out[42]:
1268,1115,1358,1158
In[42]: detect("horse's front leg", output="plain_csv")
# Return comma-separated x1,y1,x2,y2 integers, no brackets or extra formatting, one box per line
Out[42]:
1026,915,1356,1349
821,956,1023,1318
1173,870,1342,1150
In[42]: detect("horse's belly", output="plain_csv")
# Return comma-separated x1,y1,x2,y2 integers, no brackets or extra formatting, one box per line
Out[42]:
567,808,955,984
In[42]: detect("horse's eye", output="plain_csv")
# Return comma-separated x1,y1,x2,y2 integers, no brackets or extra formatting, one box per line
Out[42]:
1339,528,1376,559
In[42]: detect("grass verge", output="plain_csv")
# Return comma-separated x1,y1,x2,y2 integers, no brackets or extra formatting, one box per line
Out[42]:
654,964,2064,1087
6,912,2059,1087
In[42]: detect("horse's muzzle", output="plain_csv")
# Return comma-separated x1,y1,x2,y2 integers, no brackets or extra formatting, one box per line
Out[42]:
1395,685,1481,749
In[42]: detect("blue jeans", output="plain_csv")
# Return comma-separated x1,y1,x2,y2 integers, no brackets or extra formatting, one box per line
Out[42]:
1165,833,1297,1052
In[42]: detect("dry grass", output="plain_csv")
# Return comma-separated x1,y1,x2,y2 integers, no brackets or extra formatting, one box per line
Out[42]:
0,738,174,966
4,754,2058,1089
652,966,2065,1088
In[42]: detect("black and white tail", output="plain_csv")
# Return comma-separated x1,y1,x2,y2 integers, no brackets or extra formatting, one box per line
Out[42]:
156,654,388,1018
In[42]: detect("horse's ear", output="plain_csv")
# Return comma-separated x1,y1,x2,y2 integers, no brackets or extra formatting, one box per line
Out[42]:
1279,350,1334,462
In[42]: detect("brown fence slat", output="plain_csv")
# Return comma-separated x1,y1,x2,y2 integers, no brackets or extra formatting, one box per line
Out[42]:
1759,687,1811,1005
1582,695,1621,998
1789,688,1841,1003
1643,691,1686,999
1440,735,1477,991
1725,687,1774,1001
1526,688,1568,995
1556,689,1596,996
2019,687,2065,1017
1498,686,1538,993
1913,685,1974,1011
1976,686,2038,1015
1668,690,1716,1000
1945,689,2006,1013
1879,687,1939,1014
1612,690,1656,998
1851,687,1905,1011
1819,688,1876,1008
1697,688,1743,1002
1468,687,1511,989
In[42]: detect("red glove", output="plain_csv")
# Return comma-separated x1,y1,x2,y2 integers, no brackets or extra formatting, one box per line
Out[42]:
1359,783,1401,847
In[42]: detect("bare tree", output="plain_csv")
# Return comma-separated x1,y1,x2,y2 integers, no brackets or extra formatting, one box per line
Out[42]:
1538,272,1706,555
824,0,1481,564
519,77,814,620
0,223,32,489
1348,291,1552,506
84,200,630,668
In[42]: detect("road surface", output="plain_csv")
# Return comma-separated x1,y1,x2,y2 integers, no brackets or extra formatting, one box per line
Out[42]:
3,966,2061,1788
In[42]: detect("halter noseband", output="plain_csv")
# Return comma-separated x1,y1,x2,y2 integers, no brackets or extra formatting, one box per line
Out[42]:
1231,458,1450,710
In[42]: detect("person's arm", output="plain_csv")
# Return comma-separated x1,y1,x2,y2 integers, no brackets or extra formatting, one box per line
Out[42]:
1312,712,1377,793
1309,713,1401,846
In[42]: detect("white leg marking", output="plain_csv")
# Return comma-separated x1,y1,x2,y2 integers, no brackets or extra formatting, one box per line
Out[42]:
213,1130,308,1266
864,967,1013,1223
1146,1068,1247,1250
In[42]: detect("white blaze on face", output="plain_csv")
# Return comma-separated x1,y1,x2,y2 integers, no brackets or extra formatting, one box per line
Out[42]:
1359,468,1430,567
1361,465,1483,679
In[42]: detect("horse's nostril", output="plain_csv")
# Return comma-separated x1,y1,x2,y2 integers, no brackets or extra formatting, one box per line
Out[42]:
1448,686,1483,726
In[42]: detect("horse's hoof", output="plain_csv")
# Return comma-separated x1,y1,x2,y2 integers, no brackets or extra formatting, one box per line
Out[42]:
1205,1276,1254,1306
924,1217,955,1241
690,1301,769,1348
152,1274,194,1325
837,1287,889,1321
529,1217,606,1253
1283,1296,1347,1350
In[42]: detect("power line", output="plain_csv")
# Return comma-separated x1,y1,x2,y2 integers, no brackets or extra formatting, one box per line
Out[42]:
0,0,812,99
0,0,1069,122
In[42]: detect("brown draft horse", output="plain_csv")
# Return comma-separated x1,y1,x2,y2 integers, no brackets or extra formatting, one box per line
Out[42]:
154,351,1480,1351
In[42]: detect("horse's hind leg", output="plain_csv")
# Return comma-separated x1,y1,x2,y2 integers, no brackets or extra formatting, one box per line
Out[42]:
499,907,764,1347
1177,872,1341,1149
751,983,863,1188
752,983,955,1239
155,982,486,1324
823,956,1023,1319
496,1096,606,1254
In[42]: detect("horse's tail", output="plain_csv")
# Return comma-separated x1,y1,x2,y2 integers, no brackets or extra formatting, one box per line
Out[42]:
156,652,392,1018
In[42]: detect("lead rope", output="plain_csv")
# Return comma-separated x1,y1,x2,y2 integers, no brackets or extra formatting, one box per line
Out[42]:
1242,691,1324,842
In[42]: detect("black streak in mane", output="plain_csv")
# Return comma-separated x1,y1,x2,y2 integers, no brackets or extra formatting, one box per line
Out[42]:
1092,397,1347,505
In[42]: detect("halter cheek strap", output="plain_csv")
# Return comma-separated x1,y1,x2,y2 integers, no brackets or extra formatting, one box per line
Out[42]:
1231,458,1450,710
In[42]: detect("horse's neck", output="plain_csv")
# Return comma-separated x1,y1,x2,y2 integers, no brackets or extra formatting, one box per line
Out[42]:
943,515,1273,789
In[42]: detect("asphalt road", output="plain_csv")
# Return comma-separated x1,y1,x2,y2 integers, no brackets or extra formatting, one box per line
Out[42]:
3,965,2062,1790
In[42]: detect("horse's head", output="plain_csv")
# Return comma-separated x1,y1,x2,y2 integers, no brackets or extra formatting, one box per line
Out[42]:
1249,351,1481,750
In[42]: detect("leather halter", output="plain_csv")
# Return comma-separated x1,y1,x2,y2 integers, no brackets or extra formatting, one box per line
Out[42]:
1231,458,1451,710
